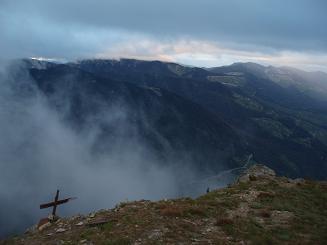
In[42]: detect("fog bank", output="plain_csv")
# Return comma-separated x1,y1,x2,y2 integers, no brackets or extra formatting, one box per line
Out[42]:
0,61,203,237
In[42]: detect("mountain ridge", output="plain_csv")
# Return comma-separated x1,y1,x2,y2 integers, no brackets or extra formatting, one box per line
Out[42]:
2,164,326,244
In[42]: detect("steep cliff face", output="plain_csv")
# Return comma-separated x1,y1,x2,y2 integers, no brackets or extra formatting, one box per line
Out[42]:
3,165,326,245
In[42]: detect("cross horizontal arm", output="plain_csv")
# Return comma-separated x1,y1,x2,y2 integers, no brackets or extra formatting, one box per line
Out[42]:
40,197,74,209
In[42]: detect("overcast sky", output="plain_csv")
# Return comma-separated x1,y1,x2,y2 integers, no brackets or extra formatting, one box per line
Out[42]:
1,0,326,71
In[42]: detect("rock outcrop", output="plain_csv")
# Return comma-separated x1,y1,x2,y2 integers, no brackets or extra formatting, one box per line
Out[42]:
236,164,276,183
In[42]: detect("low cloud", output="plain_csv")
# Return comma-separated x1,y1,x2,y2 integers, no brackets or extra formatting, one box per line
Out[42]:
0,61,200,237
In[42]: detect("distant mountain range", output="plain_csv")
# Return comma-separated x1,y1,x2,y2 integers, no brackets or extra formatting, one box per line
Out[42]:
20,58,327,179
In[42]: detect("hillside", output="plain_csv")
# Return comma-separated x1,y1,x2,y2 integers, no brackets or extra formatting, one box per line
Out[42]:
2,165,326,244
17,58,327,179
209,62,327,102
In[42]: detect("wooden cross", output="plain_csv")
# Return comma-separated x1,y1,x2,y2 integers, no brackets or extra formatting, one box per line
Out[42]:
40,190,76,216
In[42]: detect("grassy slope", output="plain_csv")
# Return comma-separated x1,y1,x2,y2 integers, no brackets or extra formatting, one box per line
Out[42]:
2,174,327,245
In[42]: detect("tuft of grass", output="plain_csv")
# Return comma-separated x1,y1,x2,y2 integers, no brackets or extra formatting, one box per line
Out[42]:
160,206,183,217
257,192,275,199
249,175,257,181
258,209,271,218
100,222,114,231
118,202,129,208
183,206,207,217
80,229,95,240
104,238,131,245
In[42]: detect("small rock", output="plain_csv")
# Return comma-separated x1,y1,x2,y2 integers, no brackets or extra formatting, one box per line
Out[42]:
55,228,67,233
71,215,80,221
25,224,37,234
48,214,59,222
76,221,84,226
87,218,110,226
148,229,162,240
290,178,305,185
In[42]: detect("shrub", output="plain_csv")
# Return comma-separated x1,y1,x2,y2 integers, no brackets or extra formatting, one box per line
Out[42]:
215,217,233,226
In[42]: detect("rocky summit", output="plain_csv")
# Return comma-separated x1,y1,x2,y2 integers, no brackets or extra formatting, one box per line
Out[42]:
2,164,326,245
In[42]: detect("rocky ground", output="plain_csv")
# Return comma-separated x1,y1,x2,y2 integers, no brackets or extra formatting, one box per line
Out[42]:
1,165,327,244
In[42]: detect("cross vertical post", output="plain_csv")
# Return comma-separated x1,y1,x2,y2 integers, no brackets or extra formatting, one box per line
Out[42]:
52,189,60,216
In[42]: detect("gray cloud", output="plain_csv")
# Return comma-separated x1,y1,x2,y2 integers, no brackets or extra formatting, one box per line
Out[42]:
0,0,326,61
